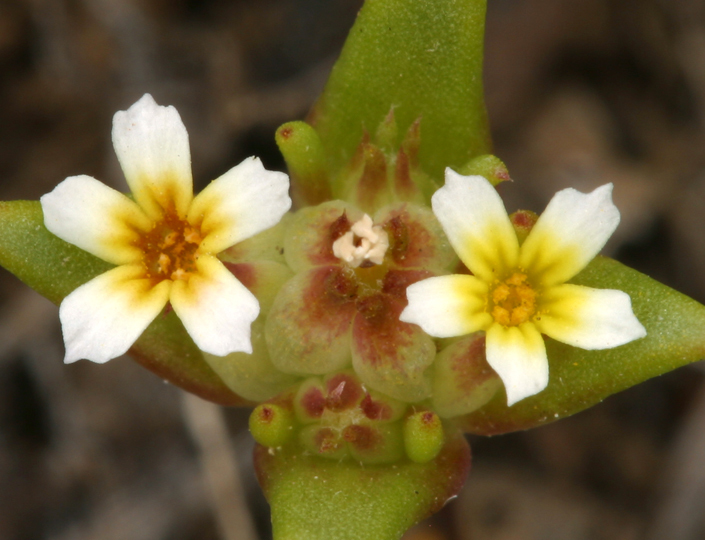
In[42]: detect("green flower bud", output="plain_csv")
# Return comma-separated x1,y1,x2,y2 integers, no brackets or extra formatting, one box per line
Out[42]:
276,121,331,208
250,403,295,448
403,411,445,464
457,154,511,186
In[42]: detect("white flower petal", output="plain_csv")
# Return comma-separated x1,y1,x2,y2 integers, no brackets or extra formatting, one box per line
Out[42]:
112,94,193,219
486,323,548,406
41,175,151,265
400,274,493,338
60,265,170,364
170,255,259,356
432,170,519,282
188,157,291,254
536,284,646,349
520,183,619,287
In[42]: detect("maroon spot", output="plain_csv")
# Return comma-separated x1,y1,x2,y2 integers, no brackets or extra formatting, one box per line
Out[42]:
385,215,409,263
314,427,342,454
360,394,392,421
495,167,511,182
450,335,497,393
329,212,352,242
325,267,358,300
259,406,274,423
325,374,363,411
279,126,294,139
342,425,379,451
355,292,388,323
394,148,414,195
352,297,417,369
299,267,358,345
300,387,325,419
382,268,432,300
510,210,537,230
422,411,436,425
223,262,257,291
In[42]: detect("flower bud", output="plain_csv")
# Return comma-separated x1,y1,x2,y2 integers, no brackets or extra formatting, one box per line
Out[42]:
276,121,331,207
403,410,444,463
457,154,511,186
250,403,295,448
509,209,538,245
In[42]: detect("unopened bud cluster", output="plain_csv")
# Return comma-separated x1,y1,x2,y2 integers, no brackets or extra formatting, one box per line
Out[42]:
207,112,513,464
249,371,445,464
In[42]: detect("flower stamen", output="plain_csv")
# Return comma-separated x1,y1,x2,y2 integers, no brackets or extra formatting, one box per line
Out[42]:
137,212,203,283
332,214,389,268
490,272,537,327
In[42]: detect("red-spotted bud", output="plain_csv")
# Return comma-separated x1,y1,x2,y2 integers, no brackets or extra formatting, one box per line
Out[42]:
250,403,295,448
292,372,407,464
509,209,539,244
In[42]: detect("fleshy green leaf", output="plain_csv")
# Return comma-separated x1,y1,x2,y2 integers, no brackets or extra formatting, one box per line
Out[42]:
308,0,490,181
254,433,470,540
461,256,705,435
0,201,246,405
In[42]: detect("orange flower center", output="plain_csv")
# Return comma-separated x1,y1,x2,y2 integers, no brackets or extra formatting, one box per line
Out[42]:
136,212,203,283
490,272,537,327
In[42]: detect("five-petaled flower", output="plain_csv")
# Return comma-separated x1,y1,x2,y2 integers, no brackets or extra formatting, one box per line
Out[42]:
400,170,647,406
41,94,291,363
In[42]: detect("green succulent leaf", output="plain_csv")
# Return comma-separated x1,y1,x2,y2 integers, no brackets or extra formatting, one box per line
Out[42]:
461,256,705,435
0,201,245,405
254,432,470,540
308,0,490,181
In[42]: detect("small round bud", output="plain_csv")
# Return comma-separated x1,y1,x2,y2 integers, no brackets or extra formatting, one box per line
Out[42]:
249,404,294,448
275,121,330,206
509,210,538,245
403,411,444,463
457,154,511,186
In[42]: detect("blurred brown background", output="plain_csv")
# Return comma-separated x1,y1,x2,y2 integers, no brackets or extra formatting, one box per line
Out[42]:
1,1,705,539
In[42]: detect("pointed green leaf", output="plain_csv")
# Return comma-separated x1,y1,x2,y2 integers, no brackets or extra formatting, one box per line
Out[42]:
0,201,246,405
309,0,490,180
254,433,470,540
461,257,705,435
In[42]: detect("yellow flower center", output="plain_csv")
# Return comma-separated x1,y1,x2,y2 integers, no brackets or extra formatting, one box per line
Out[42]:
136,212,203,283
490,272,537,327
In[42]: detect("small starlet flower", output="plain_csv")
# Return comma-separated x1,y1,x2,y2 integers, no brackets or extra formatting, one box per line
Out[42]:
400,170,647,406
40,94,291,363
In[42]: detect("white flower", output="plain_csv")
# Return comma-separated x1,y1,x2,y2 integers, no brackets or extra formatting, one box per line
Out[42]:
400,170,646,406
41,94,291,363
